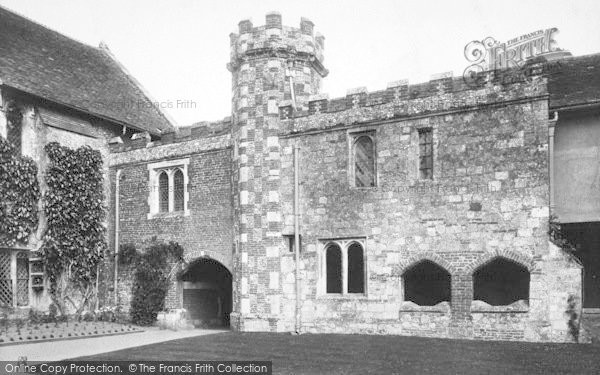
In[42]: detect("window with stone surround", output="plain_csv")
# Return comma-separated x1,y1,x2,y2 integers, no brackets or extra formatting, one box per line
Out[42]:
403,260,451,306
418,128,433,179
473,257,529,306
351,132,376,187
321,239,366,295
147,158,190,218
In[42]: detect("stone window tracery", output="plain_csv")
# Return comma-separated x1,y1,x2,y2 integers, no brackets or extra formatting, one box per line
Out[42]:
321,239,366,295
147,158,190,218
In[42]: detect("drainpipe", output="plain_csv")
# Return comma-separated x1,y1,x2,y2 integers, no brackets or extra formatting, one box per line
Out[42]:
294,145,301,334
114,169,122,306
548,111,558,213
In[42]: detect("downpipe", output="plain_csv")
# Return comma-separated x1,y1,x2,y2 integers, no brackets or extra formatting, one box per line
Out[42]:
294,145,301,334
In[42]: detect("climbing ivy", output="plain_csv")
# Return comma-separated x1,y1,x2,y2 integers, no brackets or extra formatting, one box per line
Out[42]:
41,142,106,315
128,241,184,325
0,137,40,247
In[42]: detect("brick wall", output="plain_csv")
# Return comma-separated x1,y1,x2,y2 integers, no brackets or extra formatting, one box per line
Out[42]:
107,135,234,311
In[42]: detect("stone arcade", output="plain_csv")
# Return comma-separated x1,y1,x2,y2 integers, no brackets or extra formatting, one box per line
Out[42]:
1,7,599,342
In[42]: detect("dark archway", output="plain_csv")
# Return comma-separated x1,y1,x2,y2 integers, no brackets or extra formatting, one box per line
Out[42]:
473,257,529,306
179,258,232,327
403,260,451,306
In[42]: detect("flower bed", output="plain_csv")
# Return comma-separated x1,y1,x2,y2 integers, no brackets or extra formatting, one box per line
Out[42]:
0,321,142,345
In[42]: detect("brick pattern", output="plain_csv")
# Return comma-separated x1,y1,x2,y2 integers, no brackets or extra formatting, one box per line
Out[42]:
228,15,327,332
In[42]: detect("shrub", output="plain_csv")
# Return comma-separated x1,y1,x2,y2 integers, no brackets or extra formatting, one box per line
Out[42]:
129,241,184,326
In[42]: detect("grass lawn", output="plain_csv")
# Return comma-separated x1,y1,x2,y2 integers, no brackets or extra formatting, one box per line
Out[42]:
76,332,600,374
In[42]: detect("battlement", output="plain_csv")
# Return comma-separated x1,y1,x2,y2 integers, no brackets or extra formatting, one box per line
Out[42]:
279,66,550,121
108,117,232,154
228,12,327,77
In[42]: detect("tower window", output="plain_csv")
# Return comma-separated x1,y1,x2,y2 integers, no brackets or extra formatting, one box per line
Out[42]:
418,128,433,179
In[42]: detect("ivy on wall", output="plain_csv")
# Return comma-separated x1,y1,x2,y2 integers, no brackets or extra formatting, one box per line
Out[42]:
126,241,184,325
0,136,40,247
41,142,106,315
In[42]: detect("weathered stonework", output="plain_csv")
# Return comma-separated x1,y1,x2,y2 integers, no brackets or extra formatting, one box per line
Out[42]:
100,15,584,342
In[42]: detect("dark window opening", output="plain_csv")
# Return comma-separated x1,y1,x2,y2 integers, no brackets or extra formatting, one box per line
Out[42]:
403,260,451,306
284,235,302,253
561,222,600,308
173,169,184,211
473,258,529,306
6,103,22,155
347,243,364,293
326,244,342,293
418,128,433,179
158,171,169,212
354,135,375,187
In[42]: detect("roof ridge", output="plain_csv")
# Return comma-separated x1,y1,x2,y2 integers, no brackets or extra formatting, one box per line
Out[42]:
97,43,177,131
0,3,102,53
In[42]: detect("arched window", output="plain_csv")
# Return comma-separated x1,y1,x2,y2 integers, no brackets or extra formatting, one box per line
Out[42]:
403,260,451,306
173,169,185,212
326,244,342,293
473,257,529,306
347,243,364,293
158,171,169,212
353,135,375,187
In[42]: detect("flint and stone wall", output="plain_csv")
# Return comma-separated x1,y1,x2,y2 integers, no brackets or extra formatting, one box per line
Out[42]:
271,76,582,342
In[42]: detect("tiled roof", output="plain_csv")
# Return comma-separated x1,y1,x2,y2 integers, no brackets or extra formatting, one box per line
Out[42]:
548,53,600,110
0,6,174,135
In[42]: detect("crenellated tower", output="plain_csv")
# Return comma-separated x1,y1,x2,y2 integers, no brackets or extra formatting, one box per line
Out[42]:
227,12,327,331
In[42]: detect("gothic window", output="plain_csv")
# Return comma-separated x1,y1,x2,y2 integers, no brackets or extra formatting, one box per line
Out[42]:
347,243,364,293
418,128,433,179
403,260,451,306
147,158,190,218
326,244,342,293
352,134,376,187
159,171,169,213
173,169,185,212
473,257,529,305
323,239,367,295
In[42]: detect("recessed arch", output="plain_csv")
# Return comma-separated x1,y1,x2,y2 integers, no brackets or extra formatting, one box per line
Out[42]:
179,257,232,327
473,256,530,306
402,260,451,306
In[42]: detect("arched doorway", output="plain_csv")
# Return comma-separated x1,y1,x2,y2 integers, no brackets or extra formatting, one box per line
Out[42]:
178,258,232,327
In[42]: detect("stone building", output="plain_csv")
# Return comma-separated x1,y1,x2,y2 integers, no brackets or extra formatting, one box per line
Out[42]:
1,6,599,342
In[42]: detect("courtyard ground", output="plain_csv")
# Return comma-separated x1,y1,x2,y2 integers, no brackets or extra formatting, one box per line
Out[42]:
77,332,600,374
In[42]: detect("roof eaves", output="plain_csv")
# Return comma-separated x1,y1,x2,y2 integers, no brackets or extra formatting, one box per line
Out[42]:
97,42,177,131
